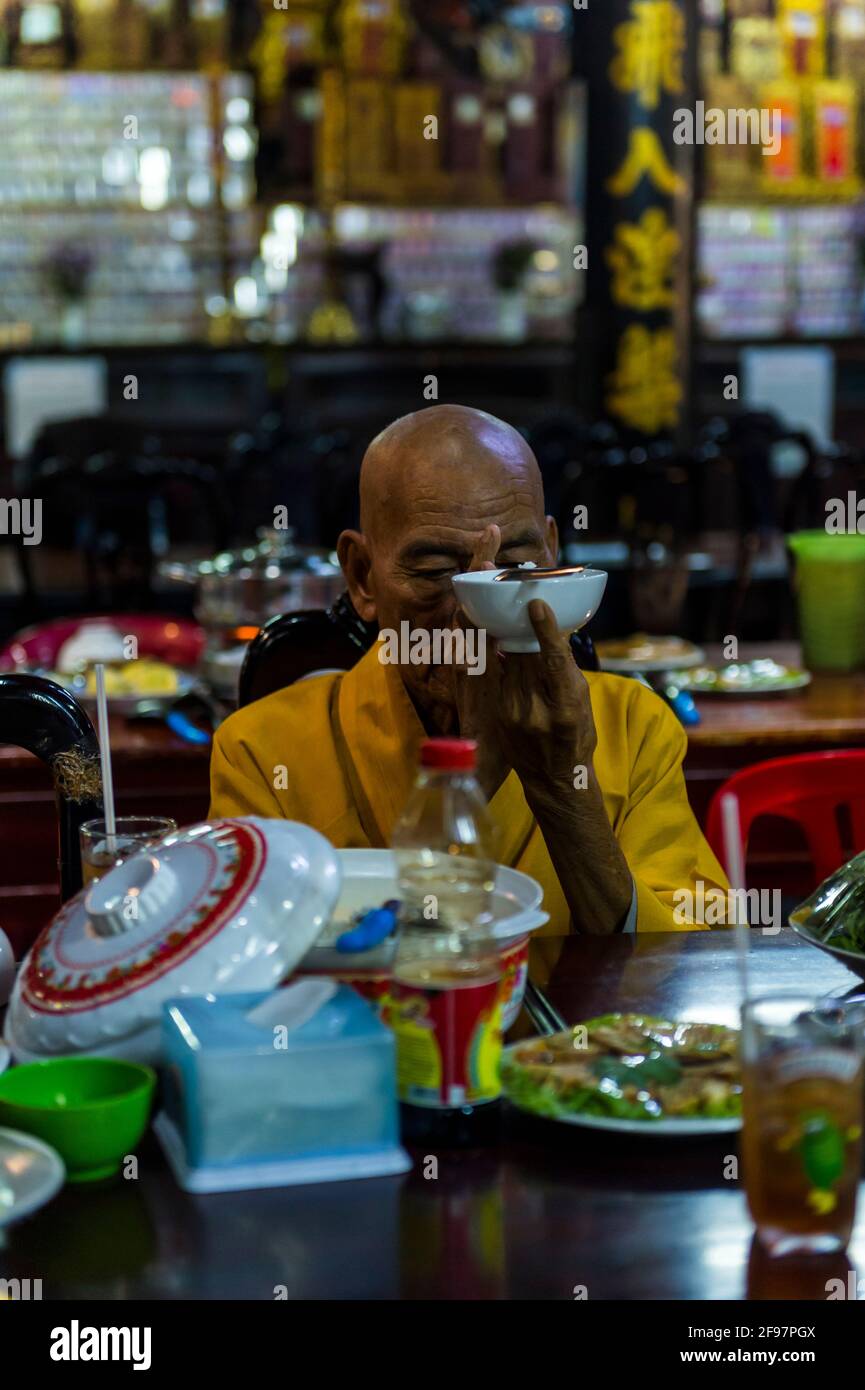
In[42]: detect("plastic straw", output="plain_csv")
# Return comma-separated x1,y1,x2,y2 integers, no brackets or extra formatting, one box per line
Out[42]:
94,663,117,855
721,791,749,999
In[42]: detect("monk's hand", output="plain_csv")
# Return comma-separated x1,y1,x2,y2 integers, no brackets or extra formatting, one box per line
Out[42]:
452,524,511,800
496,599,598,810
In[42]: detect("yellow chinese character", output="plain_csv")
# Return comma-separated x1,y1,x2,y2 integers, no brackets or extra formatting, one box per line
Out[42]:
610,0,686,110
606,209,680,311
606,326,682,434
606,127,685,197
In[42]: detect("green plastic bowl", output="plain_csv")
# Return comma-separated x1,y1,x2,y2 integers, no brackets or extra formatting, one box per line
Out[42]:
0,1058,156,1183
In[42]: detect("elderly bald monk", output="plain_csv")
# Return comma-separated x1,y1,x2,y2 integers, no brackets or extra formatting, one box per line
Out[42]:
210,405,728,981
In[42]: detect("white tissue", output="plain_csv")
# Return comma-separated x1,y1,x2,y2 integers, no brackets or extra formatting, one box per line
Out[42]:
245,977,337,1036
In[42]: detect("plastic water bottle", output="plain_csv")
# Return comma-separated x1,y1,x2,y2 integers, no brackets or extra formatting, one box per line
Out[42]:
389,738,503,1147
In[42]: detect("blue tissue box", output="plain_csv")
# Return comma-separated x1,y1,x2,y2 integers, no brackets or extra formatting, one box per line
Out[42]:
155,985,410,1192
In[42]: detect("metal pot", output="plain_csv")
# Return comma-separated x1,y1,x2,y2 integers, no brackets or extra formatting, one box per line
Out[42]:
159,529,344,631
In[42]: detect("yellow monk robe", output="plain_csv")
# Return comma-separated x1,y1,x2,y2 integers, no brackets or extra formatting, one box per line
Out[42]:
209,644,729,982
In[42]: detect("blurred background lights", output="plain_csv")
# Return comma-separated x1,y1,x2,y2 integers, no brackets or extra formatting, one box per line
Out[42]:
225,96,251,125
233,276,258,316
272,204,304,239
138,145,171,210
223,125,255,162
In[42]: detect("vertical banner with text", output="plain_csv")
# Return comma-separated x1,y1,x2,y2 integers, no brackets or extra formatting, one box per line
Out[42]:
575,0,696,437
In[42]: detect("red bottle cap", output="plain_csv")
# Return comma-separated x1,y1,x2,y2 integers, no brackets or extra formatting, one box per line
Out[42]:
419,738,478,771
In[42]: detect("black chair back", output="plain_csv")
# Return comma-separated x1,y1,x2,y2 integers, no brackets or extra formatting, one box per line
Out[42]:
0,674,102,900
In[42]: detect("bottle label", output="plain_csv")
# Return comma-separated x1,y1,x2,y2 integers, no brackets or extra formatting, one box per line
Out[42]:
389,976,503,1109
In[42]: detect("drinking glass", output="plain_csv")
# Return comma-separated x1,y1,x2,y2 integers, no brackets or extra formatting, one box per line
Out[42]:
741,993,865,1256
79,816,177,887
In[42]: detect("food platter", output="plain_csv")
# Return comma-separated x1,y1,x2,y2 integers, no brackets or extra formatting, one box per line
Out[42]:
501,1013,742,1137
48,662,197,714
667,660,811,696
596,636,705,675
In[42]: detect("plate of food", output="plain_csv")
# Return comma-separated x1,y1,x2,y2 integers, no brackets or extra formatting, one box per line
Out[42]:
596,635,705,674
49,658,196,713
501,1013,742,1135
667,659,811,696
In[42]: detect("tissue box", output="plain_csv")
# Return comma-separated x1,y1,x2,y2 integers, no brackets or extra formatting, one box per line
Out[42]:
154,984,410,1192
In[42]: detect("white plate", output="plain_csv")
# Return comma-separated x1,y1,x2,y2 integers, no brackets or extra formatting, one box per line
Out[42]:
66,672,197,715
501,1035,742,1137
599,645,705,674
0,1128,65,1226
669,665,811,696
302,848,548,972
504,1103,741,1137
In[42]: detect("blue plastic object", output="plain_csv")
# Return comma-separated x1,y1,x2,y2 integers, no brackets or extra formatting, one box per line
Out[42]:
667,688,701,726
157,986,410,1191
336,900,399,954
165,710,211,745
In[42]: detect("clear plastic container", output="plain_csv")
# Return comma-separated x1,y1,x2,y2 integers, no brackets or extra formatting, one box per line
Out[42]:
389,739,504,1146
391,737,497,941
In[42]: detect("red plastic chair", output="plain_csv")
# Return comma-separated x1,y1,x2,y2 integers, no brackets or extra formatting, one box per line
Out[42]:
706,750,865,889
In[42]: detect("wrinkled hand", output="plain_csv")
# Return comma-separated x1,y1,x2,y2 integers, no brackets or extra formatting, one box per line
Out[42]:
495,600,598,808
454,531,598,806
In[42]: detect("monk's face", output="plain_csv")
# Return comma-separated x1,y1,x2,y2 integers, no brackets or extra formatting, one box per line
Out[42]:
338,409,558,725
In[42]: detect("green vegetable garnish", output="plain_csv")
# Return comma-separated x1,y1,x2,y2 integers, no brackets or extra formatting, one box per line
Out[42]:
502,1013,742,1125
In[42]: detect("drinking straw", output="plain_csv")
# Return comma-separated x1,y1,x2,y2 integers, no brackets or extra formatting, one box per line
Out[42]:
720,792,750,999
94,663,117,856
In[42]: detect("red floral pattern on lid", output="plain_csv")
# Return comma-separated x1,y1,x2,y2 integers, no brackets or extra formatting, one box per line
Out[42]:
22,820,267,1014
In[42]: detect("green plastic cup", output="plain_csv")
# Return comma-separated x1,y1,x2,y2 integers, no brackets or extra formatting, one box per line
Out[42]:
0,1058,155,1183
788,531,865,673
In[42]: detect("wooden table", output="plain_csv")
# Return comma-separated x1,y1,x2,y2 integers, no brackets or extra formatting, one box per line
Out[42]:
3,929,864,1301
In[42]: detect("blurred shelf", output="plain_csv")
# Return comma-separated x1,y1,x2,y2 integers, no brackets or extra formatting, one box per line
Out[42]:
700,196,865,208
0,340,576,359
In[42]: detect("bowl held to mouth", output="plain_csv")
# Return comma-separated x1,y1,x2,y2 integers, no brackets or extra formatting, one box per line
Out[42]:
452,567,607,653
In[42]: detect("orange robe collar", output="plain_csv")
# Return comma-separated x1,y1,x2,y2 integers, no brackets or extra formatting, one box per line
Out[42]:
335,644,536,863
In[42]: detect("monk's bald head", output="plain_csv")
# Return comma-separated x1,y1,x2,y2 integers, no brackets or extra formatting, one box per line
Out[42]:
338,404,557,717
359,404,543,544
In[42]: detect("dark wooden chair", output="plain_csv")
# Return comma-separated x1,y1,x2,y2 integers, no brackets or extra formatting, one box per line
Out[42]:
0,674,102,902
238,591,600,708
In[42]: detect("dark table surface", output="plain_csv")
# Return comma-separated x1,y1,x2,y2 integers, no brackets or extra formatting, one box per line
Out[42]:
4,929,865,1301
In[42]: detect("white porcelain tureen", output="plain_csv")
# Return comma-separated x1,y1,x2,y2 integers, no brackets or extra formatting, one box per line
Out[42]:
4,818,341,1065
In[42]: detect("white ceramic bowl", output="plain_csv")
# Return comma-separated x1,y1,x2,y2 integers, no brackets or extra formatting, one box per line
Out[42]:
306,848,548,959
4,818,341,1066
453,567,607,653
299,848,548,1031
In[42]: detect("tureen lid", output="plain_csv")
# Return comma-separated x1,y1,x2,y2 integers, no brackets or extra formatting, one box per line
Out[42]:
6,818,341,1061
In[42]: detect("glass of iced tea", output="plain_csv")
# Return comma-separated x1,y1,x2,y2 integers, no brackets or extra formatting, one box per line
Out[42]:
742,993,865,1256
79,817,177,888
